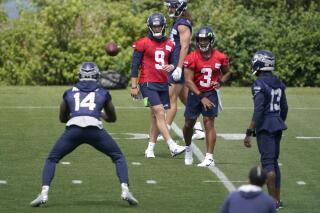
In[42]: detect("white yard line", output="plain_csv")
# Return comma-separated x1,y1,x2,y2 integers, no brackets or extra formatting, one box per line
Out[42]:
1,106,320,110
171,122,236,192
296,137,320,139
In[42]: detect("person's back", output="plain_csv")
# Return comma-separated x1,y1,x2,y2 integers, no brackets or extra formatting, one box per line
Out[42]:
221,185,275,213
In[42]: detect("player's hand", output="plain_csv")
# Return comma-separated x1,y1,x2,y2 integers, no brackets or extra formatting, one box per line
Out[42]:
211,81,221,89
172,67,182,81
131,87,140,99
163,64,174,73
200,97,215,111
244,136,252,148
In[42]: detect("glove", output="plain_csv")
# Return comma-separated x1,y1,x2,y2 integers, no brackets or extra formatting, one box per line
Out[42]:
172,67,182,81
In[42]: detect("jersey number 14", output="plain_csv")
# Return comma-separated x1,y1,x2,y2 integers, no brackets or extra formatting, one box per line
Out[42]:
73,92,96,111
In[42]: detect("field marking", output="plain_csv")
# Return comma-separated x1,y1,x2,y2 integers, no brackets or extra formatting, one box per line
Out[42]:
296,137,320,139
146,180,157,184
1,106,320,111
61,161,71,165
171,122,236,192
296,181,306,185
0,180,8,184
203,180,246,183
72,180,82,184
131,162,141,166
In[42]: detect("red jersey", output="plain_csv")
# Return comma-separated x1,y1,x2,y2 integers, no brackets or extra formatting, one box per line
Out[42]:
132,37,175,84
184,48,228,92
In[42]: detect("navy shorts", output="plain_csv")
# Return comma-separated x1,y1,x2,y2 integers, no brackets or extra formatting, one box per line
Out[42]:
184,90,219,119
256,130,282,172
139,84,170,109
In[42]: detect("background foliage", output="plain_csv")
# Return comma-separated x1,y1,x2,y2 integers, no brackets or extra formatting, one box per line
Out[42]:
0,0,319,86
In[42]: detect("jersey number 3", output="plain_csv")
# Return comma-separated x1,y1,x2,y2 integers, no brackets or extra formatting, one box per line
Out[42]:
200,68,213,88
73,92,96,111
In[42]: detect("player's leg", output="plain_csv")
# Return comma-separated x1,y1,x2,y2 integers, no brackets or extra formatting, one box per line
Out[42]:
87,127,138,205
166,83,183,126
275,131,283,208
197,91,218,167
257,131,277,203
145,110,158,158
30,126,83,207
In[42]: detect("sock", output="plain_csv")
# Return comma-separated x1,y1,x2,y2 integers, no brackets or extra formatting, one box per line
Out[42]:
205,153,213,159
186,144,192,152
147,142,155,150
194,121,203,131
166,138,175,148
41,185,49,195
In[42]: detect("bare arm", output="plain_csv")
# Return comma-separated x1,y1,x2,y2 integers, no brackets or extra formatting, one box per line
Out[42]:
59,100,70,123
176,25,191,68
220,66,232,84
101,100,117,123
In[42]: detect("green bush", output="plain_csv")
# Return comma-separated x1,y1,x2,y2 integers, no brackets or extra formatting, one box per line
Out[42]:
0,0,319,86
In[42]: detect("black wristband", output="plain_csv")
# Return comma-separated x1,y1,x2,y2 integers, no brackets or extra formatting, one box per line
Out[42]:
246,128,255,137
198,93,205,100
131,86,137,89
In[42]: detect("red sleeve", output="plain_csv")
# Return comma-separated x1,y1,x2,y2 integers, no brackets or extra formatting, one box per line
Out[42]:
183,52,195,69
132,37,146,52
221,53,229,68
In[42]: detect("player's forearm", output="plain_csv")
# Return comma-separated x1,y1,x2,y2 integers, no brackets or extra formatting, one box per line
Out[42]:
131,77,138,88
185,79,201,96
177,46,188,68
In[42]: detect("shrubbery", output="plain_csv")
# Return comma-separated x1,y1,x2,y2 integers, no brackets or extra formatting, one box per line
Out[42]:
0,0,319,86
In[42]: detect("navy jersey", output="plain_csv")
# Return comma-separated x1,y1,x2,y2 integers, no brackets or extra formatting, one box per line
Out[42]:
251,72,288,133
63,80,111,120
169,18,192,67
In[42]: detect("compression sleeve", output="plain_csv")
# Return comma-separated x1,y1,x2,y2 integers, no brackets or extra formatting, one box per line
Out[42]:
131,50,143,77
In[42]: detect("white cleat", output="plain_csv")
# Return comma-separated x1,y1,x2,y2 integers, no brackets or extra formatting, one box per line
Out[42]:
121,190,139,206
184,148,193,165
197,156,215,167
192,129,205,140
157,134,164,141
170,144,186,157
145,149,155,158
30,194,48,207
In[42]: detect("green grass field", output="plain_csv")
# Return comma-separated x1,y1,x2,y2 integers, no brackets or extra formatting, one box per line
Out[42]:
0,86,319,213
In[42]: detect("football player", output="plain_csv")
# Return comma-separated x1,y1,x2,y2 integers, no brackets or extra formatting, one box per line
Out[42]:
30,62,138,207
164,0,206,140
130,13,185,158
183,26,232,166
244,50,288,209
220,166,276,213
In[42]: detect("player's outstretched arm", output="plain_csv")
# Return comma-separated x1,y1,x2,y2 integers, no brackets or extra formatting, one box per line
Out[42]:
102,101,117,123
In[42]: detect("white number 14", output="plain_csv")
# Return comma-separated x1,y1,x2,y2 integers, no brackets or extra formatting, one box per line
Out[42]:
73,92,96,111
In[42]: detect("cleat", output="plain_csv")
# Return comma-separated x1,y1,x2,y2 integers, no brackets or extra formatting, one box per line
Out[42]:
276,200,284,210
192,129,205,140
30,194,48,207
121,190,139,206
157,134,164,141
145,149,155,158
170,144,185,157
197,156,215,167
184,148,193,165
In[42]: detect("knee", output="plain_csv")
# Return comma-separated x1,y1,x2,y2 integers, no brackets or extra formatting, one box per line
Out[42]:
184,120,196,130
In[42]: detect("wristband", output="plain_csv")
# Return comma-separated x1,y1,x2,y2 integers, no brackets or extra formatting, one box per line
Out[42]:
246,128,255,137
131,86,137,89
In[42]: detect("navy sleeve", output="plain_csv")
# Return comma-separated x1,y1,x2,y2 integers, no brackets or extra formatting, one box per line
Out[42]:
251,82,265,125
280,89,288,121
220,196,230,213
131,50,143,77
169,52,175,67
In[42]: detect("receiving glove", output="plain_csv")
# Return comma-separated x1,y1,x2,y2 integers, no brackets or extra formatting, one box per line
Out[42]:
172,67,182,81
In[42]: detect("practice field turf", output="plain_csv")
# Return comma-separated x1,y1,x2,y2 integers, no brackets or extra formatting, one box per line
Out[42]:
0,86,319,213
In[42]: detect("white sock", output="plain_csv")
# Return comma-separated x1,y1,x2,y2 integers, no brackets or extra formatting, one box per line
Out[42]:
41,185,49,195
205,153,213,159
166,138,175,148
147,142,155,150
194,121,203,130
121,183,129,192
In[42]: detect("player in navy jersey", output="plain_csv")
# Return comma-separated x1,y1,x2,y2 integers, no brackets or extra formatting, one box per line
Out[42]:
30,62,138,207
220,166,276,213
243,50,288,209
130,13,185,158
164,0,205,140
183,26,232,167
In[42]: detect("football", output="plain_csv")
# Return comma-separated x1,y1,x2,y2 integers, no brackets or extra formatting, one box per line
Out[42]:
105,42,120,56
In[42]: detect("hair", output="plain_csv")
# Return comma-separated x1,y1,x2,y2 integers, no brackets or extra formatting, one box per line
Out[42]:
180,10,193,24
249,166,267,187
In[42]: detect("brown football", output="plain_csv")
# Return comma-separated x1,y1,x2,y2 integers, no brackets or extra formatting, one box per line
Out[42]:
105,42,120,56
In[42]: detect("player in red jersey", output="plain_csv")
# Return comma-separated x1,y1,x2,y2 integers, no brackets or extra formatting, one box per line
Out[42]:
130,13,185,158
183,26,232,166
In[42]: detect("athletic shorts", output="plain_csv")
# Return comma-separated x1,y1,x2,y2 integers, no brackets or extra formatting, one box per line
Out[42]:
139,84,170,109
